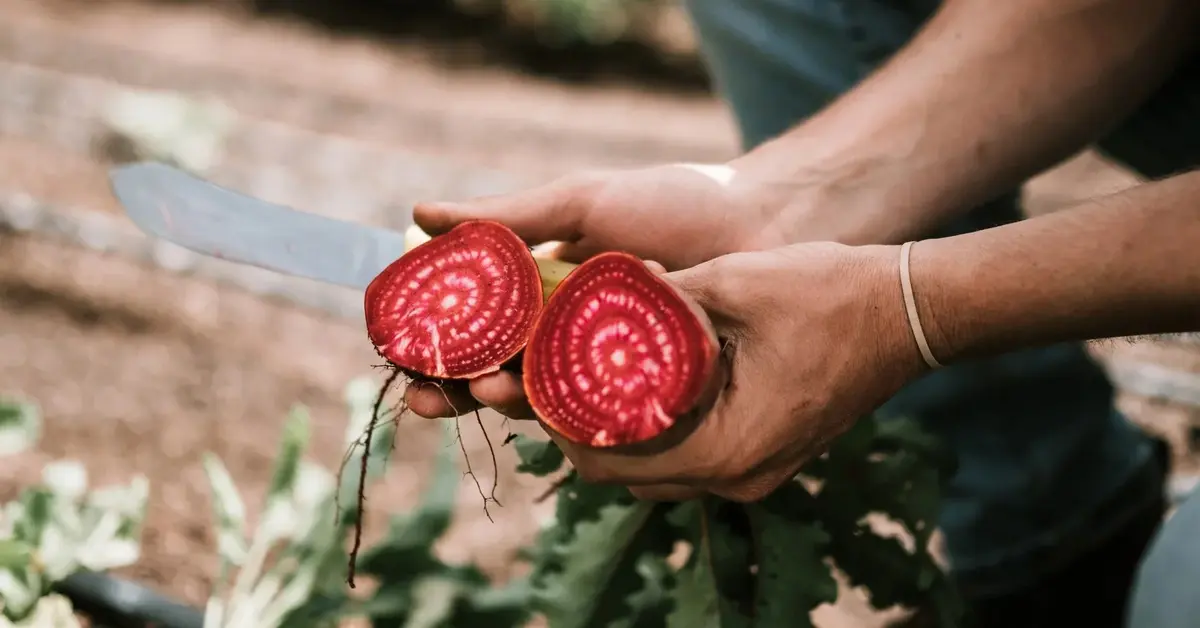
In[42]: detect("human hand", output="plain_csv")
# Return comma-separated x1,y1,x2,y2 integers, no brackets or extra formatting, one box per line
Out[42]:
402,163,780,421
403,162,810,420
410,163,793,272
410,240,926,502
543,243,924,502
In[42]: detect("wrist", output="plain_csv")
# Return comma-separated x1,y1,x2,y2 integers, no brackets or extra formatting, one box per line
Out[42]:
843,243,931,388
728,142,934,248
903,236,982,366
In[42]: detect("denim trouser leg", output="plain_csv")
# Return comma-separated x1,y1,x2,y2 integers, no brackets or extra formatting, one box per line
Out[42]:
1128,487,1200,628
683,0,1162,597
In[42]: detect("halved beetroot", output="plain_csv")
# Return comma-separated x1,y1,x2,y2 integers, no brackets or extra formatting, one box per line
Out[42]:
365,220,543,380
523,251,721,449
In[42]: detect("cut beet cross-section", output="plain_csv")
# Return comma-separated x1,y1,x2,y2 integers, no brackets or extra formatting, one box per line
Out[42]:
524,251,720,449
365,220,544,380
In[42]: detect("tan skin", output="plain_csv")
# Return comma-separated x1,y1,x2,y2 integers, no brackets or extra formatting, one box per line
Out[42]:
404,0,1200,501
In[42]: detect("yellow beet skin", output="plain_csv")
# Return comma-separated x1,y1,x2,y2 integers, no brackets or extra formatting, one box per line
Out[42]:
402,224,577,301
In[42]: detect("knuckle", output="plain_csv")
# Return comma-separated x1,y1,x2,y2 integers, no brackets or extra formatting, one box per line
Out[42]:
559,169,612,196
701,255,741,295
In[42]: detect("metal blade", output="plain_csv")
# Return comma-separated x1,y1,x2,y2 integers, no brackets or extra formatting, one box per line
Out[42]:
108,162,409,290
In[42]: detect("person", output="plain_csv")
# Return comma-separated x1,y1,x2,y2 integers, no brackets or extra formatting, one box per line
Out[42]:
404,1,1200,626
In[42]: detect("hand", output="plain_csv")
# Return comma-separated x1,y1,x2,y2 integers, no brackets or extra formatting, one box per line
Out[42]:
547,243,923,502
412,241,926,503
404,162,798,421
411,163,793,272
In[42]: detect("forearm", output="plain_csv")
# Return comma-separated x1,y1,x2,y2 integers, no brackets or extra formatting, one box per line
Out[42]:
734,0,1200,245
909,171,1200,363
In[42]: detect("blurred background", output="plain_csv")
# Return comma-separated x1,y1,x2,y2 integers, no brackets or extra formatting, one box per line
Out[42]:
0,0,1196,625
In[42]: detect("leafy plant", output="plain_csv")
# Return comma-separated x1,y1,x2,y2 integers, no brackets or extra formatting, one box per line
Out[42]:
197,377,534,628
198,372,963,627
0,396,150,625
512,414,964,628
1,372,963,628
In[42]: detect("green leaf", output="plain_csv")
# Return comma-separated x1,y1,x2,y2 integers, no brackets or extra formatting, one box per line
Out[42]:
532,499,681,628
401,576,460,628
512,436,565,477
607,554,674,628
201,453,249,568
698,499,755,628
812,416,965,626
457,577,534,628
0,592,80,627
0,565,43,622
0,399,40,458
0,541,32,571
745,485,837,627
530,473,634,559
664,525,721,628
266,406,311,506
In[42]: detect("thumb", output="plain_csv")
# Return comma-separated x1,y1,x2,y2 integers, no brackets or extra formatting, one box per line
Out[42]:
663,258,742,323
413,174,598,245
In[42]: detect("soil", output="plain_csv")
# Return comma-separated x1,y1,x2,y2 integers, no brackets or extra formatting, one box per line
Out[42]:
0,1,1196,627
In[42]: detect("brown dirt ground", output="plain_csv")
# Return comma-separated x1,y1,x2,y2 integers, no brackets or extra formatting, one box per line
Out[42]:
0,1,1197,627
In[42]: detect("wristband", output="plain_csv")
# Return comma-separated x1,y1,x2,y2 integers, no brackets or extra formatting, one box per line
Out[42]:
900,241,942,369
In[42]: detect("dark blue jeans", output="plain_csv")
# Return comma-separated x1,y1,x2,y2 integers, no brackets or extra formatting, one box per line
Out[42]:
683,0,1199,598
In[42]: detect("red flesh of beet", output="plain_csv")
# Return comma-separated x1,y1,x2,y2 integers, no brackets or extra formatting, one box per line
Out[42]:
523,251,718,448
364,220,543,380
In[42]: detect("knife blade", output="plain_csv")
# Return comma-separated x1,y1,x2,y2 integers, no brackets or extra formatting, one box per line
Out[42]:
107,161,410,291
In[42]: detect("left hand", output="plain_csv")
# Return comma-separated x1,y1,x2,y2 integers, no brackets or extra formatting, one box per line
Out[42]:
412,242,928,502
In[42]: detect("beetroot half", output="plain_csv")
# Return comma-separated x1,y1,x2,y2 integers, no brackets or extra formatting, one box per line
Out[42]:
523,251,721,450
365,219,544,380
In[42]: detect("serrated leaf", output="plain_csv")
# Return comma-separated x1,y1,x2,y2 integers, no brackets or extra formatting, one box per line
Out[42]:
697,498,756,626
512,435,565,477
607,554,674,628
812,416,965,626
532,500,681,628
664,530,720,628
0,399,39,458
529,473,635,565
745,486,836,627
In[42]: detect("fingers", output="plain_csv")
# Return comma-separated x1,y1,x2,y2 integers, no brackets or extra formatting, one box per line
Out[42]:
404,370,540,422
413,174,601,245
663,257,738,320
643,259,668,275
405,379,478,418
468,371,539,420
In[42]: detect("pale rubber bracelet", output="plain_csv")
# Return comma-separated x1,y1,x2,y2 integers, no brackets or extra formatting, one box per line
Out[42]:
899,241,942,369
